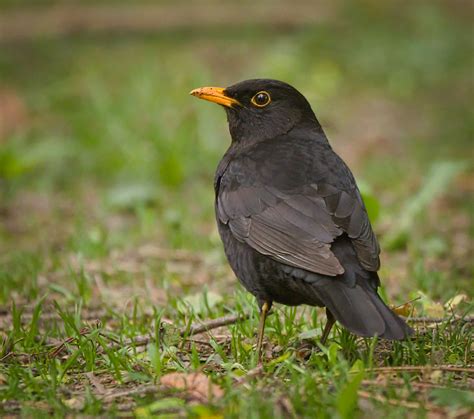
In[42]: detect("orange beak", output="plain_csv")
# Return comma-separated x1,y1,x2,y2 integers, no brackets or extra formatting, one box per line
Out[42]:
190,86,241,108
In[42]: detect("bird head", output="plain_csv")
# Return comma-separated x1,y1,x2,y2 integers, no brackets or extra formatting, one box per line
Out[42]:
190,79,322,143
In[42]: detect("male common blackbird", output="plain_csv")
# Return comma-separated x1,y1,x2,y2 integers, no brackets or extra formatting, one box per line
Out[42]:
190,79,412,362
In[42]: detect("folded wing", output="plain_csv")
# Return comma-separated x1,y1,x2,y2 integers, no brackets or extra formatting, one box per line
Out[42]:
216,153,380,276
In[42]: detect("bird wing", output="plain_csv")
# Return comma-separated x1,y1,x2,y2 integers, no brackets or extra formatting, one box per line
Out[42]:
216,136,380,276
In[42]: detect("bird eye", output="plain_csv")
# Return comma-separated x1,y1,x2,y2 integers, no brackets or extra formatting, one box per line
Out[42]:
251,91,271,107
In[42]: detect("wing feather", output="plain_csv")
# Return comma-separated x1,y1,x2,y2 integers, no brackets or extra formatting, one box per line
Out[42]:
216,138,380,275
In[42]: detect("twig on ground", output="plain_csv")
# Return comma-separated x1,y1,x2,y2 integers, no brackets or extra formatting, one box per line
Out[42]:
106,313,251,350
182,313,250,337
366,365,474,374
393,296,421,309
184,338,215,348
49,327,93,358
100,384,163,402
408,316,474,323
361,379,464,391
107,335,152,350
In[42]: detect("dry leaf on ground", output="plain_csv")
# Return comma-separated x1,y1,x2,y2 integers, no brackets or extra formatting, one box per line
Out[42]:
160,372,224,402
444,294,469,310
392,302,414,317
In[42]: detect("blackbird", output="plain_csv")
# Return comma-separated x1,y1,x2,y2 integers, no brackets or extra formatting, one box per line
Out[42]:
190,79,412,362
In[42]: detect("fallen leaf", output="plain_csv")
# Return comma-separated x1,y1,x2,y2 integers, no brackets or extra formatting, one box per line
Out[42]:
444,294,468,310
391,302,413,317
160,372,223,402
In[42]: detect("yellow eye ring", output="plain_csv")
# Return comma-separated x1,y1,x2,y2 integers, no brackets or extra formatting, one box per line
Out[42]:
251,91,271,107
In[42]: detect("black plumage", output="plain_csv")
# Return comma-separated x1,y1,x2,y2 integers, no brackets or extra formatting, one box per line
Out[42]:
191,79,412,361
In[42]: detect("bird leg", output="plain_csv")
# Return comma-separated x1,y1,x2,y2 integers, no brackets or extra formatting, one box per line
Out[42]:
320,308,335,345
256,301,271,364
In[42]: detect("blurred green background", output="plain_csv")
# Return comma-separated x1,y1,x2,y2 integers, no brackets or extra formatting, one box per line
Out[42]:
0,0,472,302
0,1,473,416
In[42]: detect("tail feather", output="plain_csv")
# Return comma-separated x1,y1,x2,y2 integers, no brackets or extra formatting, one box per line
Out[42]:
366,289,413,339
304,234,413,340
311,281,413,340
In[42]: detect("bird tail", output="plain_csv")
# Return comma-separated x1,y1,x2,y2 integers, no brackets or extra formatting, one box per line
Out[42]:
314,280,413,340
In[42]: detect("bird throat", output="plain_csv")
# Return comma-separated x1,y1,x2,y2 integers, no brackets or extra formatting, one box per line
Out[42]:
225,108,323,146
225,108,300,145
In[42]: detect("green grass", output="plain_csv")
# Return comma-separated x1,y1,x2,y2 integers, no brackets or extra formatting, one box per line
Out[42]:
0,1,473,417
1,288,472,417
